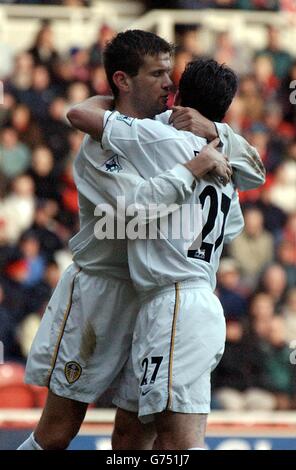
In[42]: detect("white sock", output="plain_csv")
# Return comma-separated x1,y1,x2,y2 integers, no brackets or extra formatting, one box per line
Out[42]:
17,433,43,450
188,447,206,450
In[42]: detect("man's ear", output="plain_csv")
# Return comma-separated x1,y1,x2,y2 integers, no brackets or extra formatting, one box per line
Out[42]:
112,71,130,93
174,90,181,105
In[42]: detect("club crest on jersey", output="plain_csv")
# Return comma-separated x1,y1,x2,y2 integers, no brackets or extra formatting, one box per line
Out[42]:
103,155,122,173
116,114,134,126
64,361,82,384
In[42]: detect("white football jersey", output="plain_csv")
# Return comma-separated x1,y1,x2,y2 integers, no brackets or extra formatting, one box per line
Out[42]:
156,110,266,190
102,111,245,291
69,133,196,277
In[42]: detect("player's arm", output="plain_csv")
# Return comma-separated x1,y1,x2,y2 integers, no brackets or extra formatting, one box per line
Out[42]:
67,95,113,140
76,137,196,224
68,103,232,185
169,106,266,190
223,191,245,244
101,111,232,184
215,123,266,190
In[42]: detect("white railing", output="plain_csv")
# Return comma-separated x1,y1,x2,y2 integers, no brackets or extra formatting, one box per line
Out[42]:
0,2,144,52
129,9,296,54
0,6,296,55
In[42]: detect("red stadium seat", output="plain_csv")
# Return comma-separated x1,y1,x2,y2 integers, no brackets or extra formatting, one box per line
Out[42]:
0,363,35,408
29,385,48,408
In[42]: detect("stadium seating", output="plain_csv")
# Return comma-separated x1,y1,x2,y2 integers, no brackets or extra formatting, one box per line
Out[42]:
0,363,35,408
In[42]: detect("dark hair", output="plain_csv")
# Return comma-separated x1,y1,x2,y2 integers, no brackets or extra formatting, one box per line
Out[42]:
179,58,238,122
103,30,172,97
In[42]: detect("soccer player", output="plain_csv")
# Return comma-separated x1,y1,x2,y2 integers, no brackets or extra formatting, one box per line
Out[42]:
70,58,265,449
17,31,232,451
18,31,263,451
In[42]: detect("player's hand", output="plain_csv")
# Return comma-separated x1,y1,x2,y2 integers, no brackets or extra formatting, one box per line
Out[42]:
169,106,218,141
184,138,232,185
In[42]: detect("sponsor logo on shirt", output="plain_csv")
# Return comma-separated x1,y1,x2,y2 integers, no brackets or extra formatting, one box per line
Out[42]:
116,114,134,126
192,248,206,260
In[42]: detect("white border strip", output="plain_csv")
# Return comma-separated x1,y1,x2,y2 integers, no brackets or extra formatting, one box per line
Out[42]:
1,409,296,425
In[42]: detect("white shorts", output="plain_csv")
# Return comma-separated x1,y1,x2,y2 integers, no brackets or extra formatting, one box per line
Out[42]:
25,263,139,403
113,280,226,419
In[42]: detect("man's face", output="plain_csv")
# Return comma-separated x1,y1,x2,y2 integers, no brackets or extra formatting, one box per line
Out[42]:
129,53,172,118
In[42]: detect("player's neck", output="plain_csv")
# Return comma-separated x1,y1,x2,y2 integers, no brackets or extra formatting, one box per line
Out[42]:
115,97,143,119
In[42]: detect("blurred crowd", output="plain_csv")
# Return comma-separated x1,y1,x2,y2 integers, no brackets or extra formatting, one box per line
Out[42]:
0,18,295,409
0,1,90,6
1,0,296,10
146,1,291,11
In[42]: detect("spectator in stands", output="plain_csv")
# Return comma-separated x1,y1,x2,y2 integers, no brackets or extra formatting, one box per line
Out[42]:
0,283,18,361
65,130,84,164
269,161,296,214
145,1,215,8
253,54,279,99
29,201,63,261
59,157,78,228
19,231,46,288
171,47,193,87
212,318,250,411
89,66,110,96
262,316,296,409
256,187,287,239
230,207,274,286
213,31,252,75
0,39,14,80
66,82,90,110
264,101,295,142
276,241,296,290
212,314,278,410
17,65,57,122
16,260,61,360
69,48,90,82
10,104,44,149
238,75,265,124
175,25,202,57
281,0,296,11
249,291,275,317
0,175,35,243
259,263,288,311
0,127,31,179
282,213,296,253
216,258,248,320
242,0,279,10
1,254,30,325
8,52,34,93
89,24,116,68
215,0,236,7
42,97,70,163
256,25,293,79
28,20,59,76
27,146,60,202
283,288,296,344
0,93,16,128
